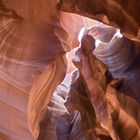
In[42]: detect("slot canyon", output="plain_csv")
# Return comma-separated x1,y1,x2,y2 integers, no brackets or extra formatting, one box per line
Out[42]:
0,0,140,140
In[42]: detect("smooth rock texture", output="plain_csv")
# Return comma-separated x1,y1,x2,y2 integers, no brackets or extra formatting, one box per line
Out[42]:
0,0,67,139
91,26,140,103
72,34,140,140
58,0,140,43
0,0,140,140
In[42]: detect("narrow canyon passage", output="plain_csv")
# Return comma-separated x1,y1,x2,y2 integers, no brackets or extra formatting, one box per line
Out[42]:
0,0,140,140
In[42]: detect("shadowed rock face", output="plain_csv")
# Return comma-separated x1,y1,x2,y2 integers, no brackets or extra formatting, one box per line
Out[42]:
0,1,67,140
58,0,140,43
0,0,140,140
71,34,140,140
90,26,140,103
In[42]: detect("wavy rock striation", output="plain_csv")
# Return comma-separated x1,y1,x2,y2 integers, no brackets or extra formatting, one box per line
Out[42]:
71,34,140,140
0,0,67,139
0,0,140,140
58,0,140,43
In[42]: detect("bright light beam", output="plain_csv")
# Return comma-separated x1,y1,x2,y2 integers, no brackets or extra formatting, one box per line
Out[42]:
95,39,101,48
115,29,123,38
78,27,86,42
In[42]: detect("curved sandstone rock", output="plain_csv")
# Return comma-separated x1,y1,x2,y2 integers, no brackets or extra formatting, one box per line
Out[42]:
91,26,140,102
0,0,67,139
0,0,140,140
58,0,140,43
72,34,140,140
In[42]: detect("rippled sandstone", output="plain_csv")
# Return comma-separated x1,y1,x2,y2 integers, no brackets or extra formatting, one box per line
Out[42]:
0,0,140,140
